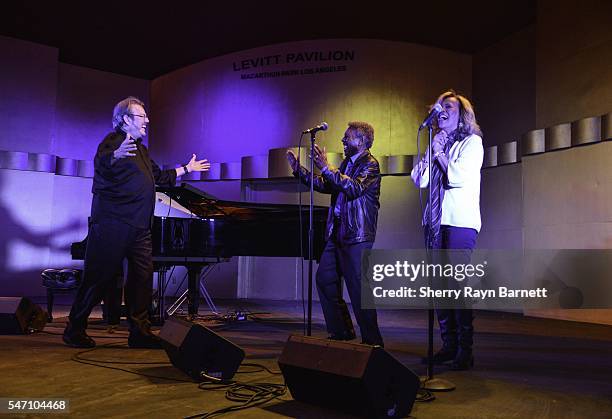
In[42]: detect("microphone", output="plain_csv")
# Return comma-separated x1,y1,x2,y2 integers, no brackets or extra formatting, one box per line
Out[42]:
419,103,443,129
302,122,329,134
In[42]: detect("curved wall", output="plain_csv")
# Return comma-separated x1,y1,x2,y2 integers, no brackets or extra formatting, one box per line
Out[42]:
150,39,472,166
536,0,612,128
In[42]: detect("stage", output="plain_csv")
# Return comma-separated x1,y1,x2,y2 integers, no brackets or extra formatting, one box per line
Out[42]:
1,298,611,418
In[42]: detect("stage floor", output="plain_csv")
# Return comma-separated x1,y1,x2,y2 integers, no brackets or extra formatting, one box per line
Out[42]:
1,298,612,418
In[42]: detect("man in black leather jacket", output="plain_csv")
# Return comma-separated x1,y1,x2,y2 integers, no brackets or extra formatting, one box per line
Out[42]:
287,121,384,346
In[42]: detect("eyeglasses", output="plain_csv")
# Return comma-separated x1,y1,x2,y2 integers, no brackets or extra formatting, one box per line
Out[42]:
127,113,148,119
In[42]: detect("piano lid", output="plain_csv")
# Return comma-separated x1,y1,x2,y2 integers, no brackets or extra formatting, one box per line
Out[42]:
156,183,328,220
155,192,193,217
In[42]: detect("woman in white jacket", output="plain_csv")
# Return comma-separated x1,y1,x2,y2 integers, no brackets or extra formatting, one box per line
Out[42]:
411,90,484,370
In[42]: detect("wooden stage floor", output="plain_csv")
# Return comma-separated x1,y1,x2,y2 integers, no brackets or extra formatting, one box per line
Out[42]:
1,298,611,418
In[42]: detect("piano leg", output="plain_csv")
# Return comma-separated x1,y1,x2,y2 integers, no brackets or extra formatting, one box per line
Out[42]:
152,266,168,325
187,266,202,316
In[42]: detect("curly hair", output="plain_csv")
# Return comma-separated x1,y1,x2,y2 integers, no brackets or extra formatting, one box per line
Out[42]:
347,121,375,149
433,90,482,138
112,96,146,129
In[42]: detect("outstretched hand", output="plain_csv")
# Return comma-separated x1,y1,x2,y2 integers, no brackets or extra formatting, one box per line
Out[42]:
186,154,211,172
113,133,137,159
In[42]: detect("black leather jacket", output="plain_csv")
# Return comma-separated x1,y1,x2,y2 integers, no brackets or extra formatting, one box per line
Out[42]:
295,150,380,244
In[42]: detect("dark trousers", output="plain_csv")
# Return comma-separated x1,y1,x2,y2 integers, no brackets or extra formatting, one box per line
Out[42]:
428,225,478,352
316,239,384,346
102,268,124,325
67,218,154,335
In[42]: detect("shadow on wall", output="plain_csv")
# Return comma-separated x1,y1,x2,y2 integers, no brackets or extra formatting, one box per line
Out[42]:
0,172,83,297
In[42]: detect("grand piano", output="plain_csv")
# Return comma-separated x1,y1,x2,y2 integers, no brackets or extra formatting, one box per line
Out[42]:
152,183,328,259
71,183,329,322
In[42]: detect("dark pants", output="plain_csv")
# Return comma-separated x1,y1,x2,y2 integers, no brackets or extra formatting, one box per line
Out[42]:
316,239,384,346
102,268,124,326
67,218,154,336
428,225,478,352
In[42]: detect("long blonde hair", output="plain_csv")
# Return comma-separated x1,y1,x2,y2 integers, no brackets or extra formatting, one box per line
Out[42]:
433,90,482,138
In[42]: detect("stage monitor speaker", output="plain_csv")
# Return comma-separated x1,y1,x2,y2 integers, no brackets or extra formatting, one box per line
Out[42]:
0,297,47,334
159,316,245,381
278,335,420,418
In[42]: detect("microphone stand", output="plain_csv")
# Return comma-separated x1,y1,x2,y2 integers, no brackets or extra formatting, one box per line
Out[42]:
420,124,455,392
306,131,317,336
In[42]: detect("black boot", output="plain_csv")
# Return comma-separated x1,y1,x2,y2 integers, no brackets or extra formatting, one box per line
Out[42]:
127,307,161,349
63,323,96,348
451,309,474,370
421,345,457,364
423,309,458,364
450,348,474,370
328,330,356,341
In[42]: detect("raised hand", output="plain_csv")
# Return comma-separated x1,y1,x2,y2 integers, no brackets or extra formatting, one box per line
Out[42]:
113,133,137,159
286,150,300,172
313,143,328,170
186,154,211,172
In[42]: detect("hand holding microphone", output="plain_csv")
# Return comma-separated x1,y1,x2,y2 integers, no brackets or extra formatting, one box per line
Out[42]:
432,130,448,155
431,130,450,162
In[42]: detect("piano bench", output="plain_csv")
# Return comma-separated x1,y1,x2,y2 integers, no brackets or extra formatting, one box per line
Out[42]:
41,268,82,321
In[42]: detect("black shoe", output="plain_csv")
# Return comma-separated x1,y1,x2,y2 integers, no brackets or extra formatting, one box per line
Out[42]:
63,331,96,348
421,348,457,365
450,350,474,370
128,332,163,349
328,330,356,341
